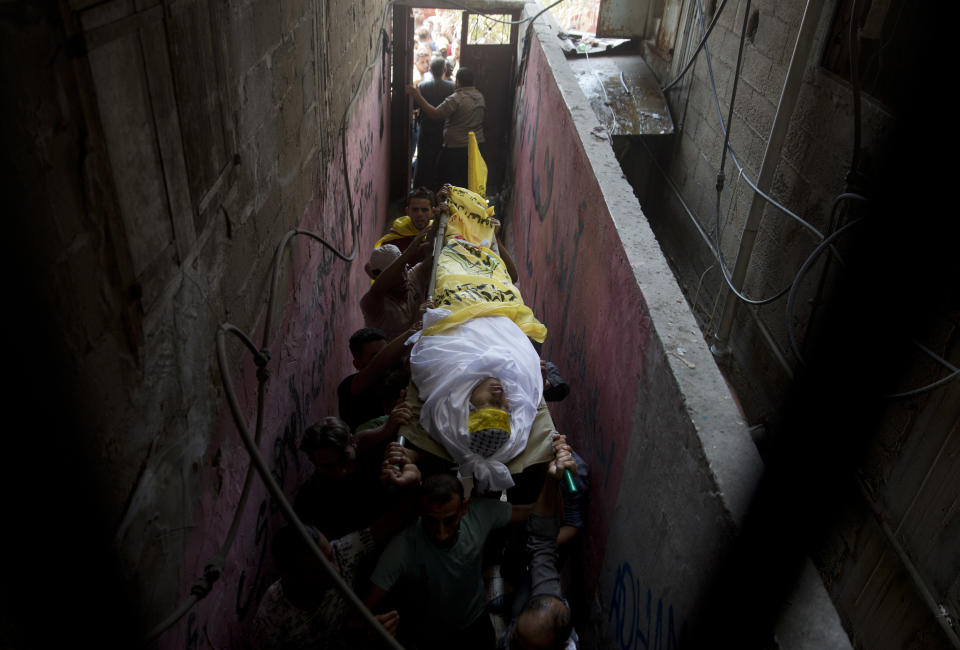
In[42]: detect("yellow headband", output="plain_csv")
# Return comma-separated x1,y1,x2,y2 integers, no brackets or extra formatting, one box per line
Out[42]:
468,408,511,435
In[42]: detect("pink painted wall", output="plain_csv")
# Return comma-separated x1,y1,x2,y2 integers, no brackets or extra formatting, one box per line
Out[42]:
506,22,764,647
164,75,391,650
505,42,653,595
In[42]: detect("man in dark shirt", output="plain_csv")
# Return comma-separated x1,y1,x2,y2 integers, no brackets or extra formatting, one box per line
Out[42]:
294,412,412,540
414,57,455,191
406,66,485,190
500,441,580,650
337,328,388,431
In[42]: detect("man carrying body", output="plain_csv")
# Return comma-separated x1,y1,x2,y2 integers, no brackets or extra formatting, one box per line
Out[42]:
338,326,415,431
405,67,485,189
253,443,423,650
374,187,436,252
294,410,413,540
361,225,434,341
499,448,581,650
364,436,576,649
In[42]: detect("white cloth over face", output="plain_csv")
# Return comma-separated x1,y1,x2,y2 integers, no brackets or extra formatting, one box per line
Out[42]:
409,310,543,492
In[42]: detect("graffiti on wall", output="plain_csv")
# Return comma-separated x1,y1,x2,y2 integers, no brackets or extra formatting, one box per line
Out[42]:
511,50,629,505
609,561,679,650
506,32,661,604
179,70,391,650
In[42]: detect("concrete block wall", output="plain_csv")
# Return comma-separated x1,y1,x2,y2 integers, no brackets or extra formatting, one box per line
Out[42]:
623,0,897,427
504,7,763,646
612,1,959,647
3,0,390,646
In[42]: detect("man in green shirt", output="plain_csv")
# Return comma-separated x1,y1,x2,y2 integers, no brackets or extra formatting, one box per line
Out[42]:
364,438,575,649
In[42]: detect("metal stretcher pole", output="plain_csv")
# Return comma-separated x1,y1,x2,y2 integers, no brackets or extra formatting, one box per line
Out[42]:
399,204,448,455
426,205,450,303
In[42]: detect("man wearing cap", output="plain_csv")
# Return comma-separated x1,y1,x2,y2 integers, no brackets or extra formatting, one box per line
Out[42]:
361,224,434,341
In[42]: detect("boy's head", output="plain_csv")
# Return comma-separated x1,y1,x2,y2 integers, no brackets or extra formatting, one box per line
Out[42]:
415,48,431,73
348,327,387,369
419,472,468,548
301,417,356,480
469,377,507,410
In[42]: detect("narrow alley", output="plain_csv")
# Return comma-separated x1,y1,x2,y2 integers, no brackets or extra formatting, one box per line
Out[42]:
3,0,957,649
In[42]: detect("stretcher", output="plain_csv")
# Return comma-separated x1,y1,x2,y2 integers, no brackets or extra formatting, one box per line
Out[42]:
397,186,559,492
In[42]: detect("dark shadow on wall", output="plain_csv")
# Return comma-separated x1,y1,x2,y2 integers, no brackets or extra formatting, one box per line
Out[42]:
5,242,144,649
684,8,959,646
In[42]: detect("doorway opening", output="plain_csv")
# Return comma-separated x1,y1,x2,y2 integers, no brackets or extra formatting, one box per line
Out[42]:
389,4,520,206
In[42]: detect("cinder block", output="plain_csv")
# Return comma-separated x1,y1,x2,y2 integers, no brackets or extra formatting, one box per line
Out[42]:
256,111,281,186
740,48,773,97
738,86,775,140
278,112,303,184
773,0,804,31
781,122,812,170
752,12,790,65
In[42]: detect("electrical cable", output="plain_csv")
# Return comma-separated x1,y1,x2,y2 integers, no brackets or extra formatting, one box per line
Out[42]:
145,4,397,639
784,217,865,366
716,0,750,185
638,136,720,260
661,0,729,92
708,0,799,307
685,0,829,244
713,185,793,306
144,324,270,645
885,342,960,400
325,0,396,264
848,0,862,175
216,327,404,650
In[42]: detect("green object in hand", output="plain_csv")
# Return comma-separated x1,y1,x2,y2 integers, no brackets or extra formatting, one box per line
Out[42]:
562,468,578,494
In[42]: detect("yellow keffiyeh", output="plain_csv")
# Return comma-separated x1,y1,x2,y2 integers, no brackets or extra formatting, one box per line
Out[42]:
374,215,430,249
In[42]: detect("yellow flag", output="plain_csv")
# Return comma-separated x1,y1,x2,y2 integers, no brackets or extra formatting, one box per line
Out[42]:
425,186,547,342
467,131,487,197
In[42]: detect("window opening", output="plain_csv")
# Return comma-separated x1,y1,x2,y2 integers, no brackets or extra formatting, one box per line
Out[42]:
466,13,512,45
821,0,914,110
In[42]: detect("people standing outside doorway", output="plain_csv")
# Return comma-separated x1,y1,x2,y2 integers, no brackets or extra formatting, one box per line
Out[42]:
405,67,485,190
413,58,455,191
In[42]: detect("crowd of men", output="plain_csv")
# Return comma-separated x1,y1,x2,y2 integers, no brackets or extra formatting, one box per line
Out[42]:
250,43,588,644
406,9,488,193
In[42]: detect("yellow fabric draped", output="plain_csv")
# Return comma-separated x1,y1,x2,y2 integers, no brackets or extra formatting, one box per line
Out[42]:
374,215,421,248
423,186,547,342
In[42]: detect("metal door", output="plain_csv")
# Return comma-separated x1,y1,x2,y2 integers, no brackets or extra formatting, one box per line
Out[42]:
458,10,520,196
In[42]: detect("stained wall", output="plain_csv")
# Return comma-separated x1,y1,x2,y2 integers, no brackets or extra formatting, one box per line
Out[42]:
3,0,391,646
503,6,763,646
